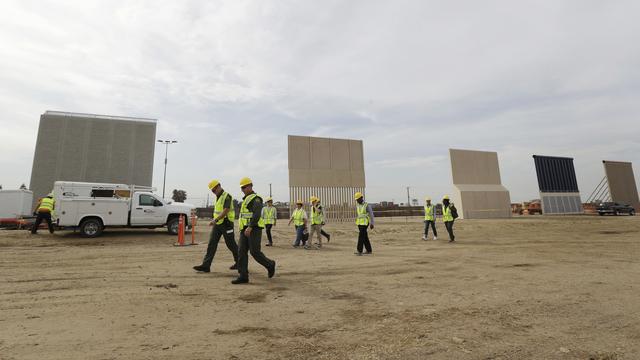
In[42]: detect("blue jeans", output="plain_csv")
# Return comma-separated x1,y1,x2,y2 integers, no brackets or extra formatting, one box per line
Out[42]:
293,225,305,246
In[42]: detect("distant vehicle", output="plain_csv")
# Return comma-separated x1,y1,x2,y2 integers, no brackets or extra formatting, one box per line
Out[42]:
53,181,196,237
596,202,635,216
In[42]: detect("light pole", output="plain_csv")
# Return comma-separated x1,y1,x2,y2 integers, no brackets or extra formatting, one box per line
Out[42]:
157,139,177,199
269,183,272,198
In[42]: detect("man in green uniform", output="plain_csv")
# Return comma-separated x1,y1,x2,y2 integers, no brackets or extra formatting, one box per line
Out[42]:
193,180,239,273
232,177,276,284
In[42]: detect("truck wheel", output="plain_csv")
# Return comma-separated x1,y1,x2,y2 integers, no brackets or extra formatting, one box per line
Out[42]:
80,218,103,238
167,217,180,235
630,210,636,216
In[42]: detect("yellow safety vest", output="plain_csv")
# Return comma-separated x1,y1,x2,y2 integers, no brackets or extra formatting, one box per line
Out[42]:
424,205,435,221
442,205,454,222
263,206,276,225
213,191,235,225
311,205,324,225
292,208,305,226
356,202,370,226
38,197,55,213
239,193,265,229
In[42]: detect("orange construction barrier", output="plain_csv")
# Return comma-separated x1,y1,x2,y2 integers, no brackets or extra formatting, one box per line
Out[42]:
174,214,199,246
190,214,199,245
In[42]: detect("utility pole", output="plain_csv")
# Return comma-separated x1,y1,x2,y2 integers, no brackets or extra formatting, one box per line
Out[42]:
269,183,272,198
406,186,411,207
157,139,177,199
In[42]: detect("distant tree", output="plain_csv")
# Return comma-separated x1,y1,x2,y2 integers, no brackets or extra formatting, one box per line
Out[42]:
0,184,3,190
412,198,419,206
172,189,187,203
19,183,27,190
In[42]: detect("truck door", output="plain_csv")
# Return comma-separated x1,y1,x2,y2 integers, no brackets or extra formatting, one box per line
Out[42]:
131,194,166,225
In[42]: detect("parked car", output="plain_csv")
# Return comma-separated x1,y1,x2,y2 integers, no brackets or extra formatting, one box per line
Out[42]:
596,202,635,216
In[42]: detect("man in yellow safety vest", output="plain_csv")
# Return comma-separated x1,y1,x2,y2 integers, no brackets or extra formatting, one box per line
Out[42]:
31,193,55,234
261,197,277,246
422,197,438,241
232,177,276,284
308,196,325,249
193,180,239,273
354,192,374,255
442,195,456,243
288,199,307,247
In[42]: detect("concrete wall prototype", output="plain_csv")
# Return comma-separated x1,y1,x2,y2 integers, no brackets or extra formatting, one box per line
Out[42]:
288,135,365,222
29,111,156,206
603,161,640,210
449,149,511,219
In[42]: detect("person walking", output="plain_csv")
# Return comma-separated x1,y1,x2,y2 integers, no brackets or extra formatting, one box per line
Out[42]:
422,197,438,241
193,180,239,273
288,200,307,247
232,177,276,285
262,197,277,246
31,193,55,234
307,196,325,249
354,192,374,255
442,195,456,243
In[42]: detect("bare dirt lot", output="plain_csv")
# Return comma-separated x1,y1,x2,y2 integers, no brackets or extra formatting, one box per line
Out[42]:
1,216,639,359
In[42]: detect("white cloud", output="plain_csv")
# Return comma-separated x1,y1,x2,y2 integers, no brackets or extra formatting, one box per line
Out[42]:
1,0,639,203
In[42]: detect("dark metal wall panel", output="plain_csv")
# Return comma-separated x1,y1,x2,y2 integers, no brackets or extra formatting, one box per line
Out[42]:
533,155,580,193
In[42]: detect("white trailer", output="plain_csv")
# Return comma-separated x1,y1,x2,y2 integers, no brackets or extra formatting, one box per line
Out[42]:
0,189,34,219
53,181,195,238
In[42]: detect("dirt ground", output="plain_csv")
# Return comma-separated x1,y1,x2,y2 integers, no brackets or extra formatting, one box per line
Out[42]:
1,215,639,360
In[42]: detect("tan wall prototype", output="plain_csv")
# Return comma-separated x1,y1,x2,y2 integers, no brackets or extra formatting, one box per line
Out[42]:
449,149,511,219
288,135,366,221
603,161,640,210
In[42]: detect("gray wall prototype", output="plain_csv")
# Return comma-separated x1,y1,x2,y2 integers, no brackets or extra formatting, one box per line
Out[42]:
449,149,511,219
603,161,640,210
288,135,365,222
29,111,156,205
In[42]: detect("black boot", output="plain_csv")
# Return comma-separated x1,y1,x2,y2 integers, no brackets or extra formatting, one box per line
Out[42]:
193,265,210,273
268,261,276,278
231,277,249,284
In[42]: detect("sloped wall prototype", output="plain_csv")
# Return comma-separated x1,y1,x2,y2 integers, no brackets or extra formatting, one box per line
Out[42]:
449,149,511,219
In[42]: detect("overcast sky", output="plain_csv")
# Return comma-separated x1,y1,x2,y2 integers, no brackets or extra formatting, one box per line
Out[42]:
1,0,639,205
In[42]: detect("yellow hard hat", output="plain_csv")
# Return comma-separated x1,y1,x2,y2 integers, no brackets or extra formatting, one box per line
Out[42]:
266,197,273,202
208,179,220,190
47,193,54,197
310,196,319,202
239,177,253,187
296,199,303,205
443,195,450,200
354,192,363,200
425,197,432,201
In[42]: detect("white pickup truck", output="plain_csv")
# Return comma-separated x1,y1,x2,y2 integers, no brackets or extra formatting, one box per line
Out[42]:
53,181,195,238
